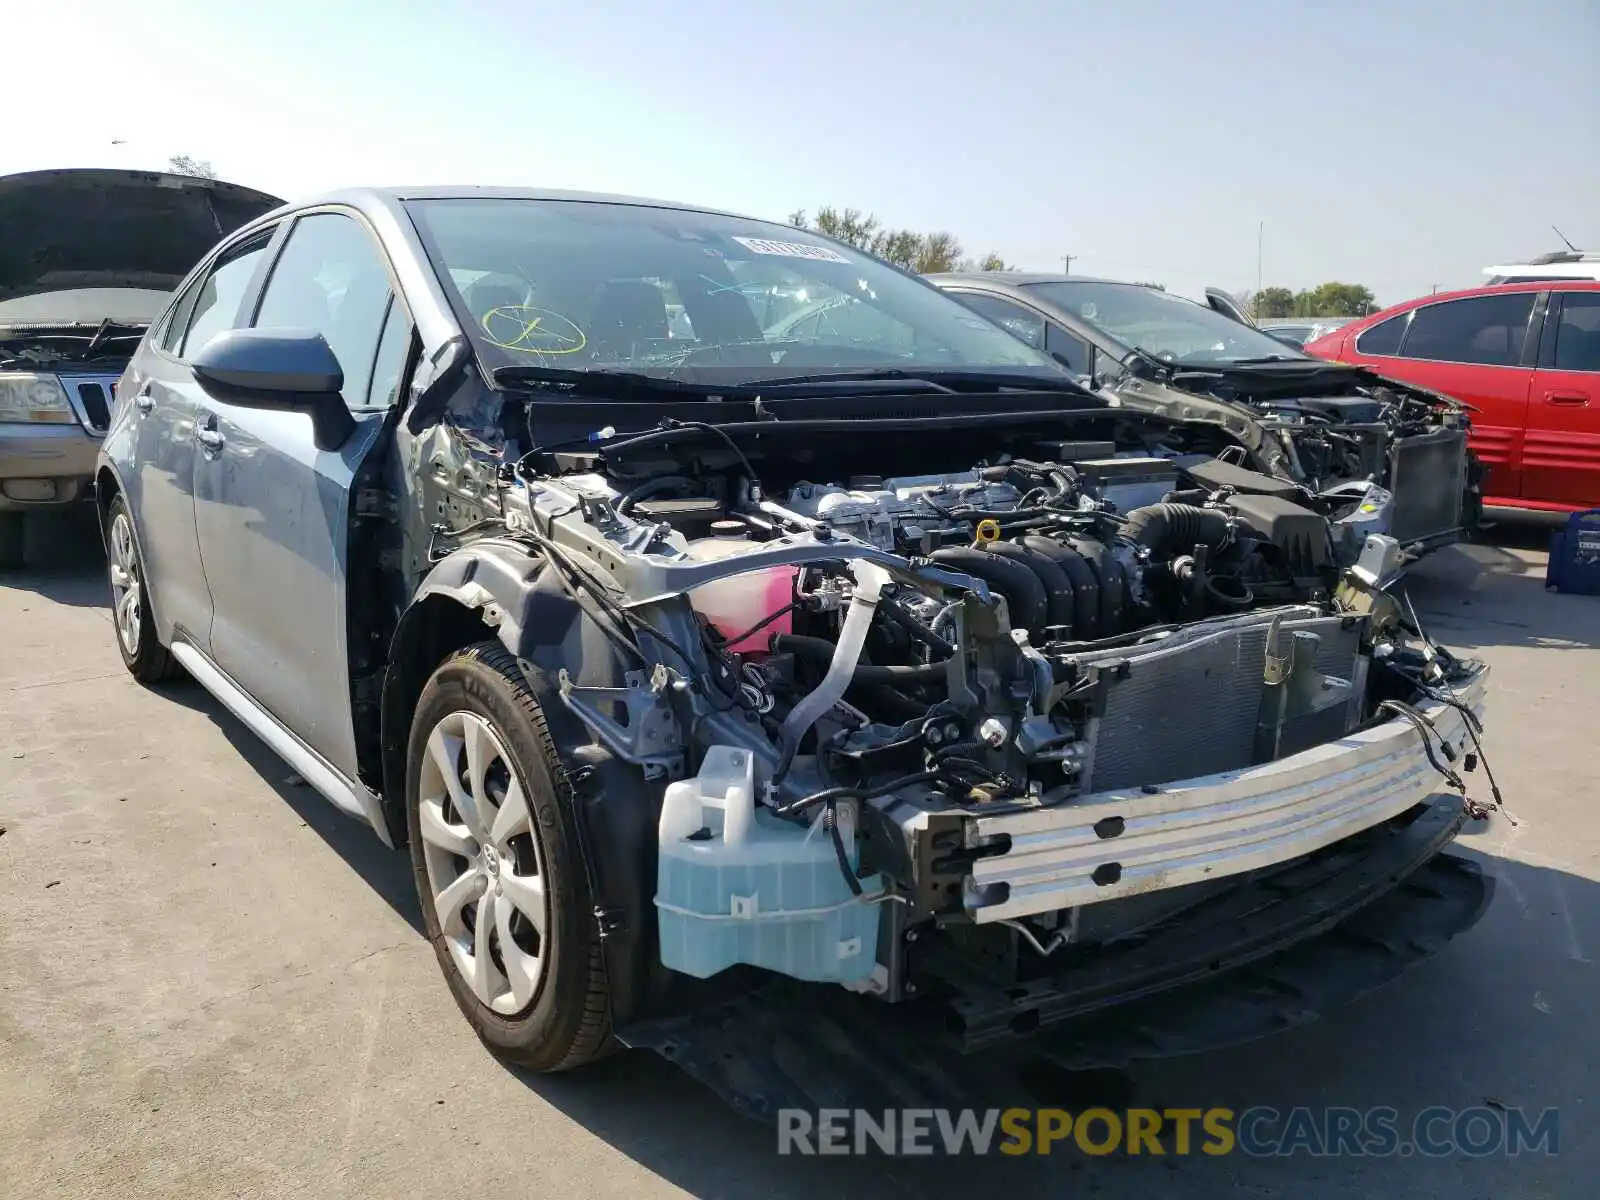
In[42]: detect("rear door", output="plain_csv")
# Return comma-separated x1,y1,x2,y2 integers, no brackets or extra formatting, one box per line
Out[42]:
1526,290,1600,508
1343,291,1540,502
121,228,278,650
192,209,414,779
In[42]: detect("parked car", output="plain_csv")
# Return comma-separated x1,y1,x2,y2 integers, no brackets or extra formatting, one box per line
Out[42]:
931,273,1481,559
98,189,1492,1107
1305,281,1600,512
1259,316,1356,350
1482,249,1600,286
0,168,282,568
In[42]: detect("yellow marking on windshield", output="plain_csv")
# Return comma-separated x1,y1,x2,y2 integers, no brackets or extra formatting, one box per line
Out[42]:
481,305,588,355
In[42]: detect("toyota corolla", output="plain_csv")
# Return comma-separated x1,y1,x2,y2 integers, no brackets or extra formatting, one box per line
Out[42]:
96,188,1498,1108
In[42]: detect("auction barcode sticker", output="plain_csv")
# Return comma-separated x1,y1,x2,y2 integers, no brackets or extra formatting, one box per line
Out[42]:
731,237,851,263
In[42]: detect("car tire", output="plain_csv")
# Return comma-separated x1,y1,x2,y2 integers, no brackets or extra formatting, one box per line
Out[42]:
0,512,24,571
406,641,613,1072
104,496,179,683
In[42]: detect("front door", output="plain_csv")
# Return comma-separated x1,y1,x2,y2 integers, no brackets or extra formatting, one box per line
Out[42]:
1526,290,1600,508
192,210,412,779
124,230,276,649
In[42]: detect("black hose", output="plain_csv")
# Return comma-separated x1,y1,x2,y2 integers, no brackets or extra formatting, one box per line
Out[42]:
771,770,940,817
984,542,1076,628
1121,502,1232,556
1018,535,1099,639
928,546,1049,631
773,635,949,684
877,597,956,657
1205,575,1255,611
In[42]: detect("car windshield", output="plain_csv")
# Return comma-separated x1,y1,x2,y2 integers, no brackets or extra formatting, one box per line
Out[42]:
406,198,1063,387
1023,280,1311,365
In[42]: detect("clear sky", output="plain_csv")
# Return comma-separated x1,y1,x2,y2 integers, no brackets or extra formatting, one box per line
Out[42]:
9,0,1597,307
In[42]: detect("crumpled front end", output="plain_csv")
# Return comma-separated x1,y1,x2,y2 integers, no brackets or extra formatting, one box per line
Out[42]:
488,447,1498,1027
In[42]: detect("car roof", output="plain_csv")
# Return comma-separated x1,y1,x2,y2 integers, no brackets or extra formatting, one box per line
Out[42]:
1347,278,1600,328
928,272,1129,287
259,185,752,224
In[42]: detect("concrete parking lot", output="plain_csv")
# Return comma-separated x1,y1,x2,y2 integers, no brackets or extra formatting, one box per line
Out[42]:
1,509,1593,1199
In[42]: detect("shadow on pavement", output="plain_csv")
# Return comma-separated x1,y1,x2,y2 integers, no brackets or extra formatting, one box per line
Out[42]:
0,506,110,609
495,849,1590,1198
1400,519,1596,653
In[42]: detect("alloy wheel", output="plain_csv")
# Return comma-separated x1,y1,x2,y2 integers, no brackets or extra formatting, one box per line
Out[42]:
417,710,550,1014
108,512,142,657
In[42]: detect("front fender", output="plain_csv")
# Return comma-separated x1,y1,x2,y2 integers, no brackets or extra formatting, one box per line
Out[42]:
386,537,674,1025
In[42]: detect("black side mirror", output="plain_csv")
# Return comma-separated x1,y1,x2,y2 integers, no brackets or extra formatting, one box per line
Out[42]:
191,328,355,452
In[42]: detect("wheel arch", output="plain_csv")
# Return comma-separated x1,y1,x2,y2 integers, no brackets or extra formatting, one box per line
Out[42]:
380,537,672,1026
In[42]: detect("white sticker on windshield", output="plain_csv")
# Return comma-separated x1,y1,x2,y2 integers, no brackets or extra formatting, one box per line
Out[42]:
731,236,851,264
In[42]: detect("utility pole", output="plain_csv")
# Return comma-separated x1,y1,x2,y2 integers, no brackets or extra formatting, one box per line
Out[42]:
1060,255,1076,275
1256,221,1264,300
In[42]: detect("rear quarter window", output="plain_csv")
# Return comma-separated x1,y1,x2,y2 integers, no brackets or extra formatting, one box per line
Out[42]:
1355,313,1408,356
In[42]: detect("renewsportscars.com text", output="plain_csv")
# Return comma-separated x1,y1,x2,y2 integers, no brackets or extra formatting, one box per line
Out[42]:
777,1105,1560,1158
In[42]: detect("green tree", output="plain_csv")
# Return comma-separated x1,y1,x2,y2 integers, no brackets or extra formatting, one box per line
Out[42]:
789,206,985,275
167,154,217,179
1253,287,1296,318
1294,282,1377,317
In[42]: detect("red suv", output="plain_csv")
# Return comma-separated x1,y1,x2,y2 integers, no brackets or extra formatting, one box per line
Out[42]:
1305,281,1600,512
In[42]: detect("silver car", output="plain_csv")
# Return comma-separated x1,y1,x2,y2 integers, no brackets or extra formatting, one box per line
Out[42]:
0,169,281,568
99,187,1494,1105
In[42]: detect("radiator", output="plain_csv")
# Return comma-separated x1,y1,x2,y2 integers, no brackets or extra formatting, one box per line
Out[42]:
1389,429,1468,544
1079,611,1365,792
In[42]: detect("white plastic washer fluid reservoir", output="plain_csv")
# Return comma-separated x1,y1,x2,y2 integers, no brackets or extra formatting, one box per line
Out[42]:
655,745,884,983
683,522,797,654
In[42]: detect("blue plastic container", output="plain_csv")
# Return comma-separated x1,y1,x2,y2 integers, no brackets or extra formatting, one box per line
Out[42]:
655,746,884,984
1546,509,1600,596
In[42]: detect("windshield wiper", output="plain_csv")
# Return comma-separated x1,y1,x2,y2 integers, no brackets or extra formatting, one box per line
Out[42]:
752,368,1093,395
495,364,1094,400
1213,355,1308,365
492,364,755,398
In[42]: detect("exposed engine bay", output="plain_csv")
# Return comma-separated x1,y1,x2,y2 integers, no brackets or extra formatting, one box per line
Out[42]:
1111,360,1480,555
476,399,1495,1025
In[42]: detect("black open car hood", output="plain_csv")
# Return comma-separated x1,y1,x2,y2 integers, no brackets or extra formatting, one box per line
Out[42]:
1164,357,1467,411
0,168,284,318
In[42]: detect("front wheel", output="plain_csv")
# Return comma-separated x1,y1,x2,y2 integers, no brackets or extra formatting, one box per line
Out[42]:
406,642,613,1071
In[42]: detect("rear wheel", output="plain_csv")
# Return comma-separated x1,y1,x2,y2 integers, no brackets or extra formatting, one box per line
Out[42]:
406,641,613,1071
105,496,179,683
0,512,24,571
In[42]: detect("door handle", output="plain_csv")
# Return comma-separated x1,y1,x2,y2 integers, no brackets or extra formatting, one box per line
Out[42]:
195,417,225,452
134,390,155,414
1546,391,1590,407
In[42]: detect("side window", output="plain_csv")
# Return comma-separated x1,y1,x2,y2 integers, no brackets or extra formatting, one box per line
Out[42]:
365,295,414,408
252,212,394,408
949,292,1045,350
178,234,274,357
1551,294,1600,372
1355,313,1408,356
158,272,206,353
1400,293,1536,366
1091,344,1126,381
1045,324,1093,376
